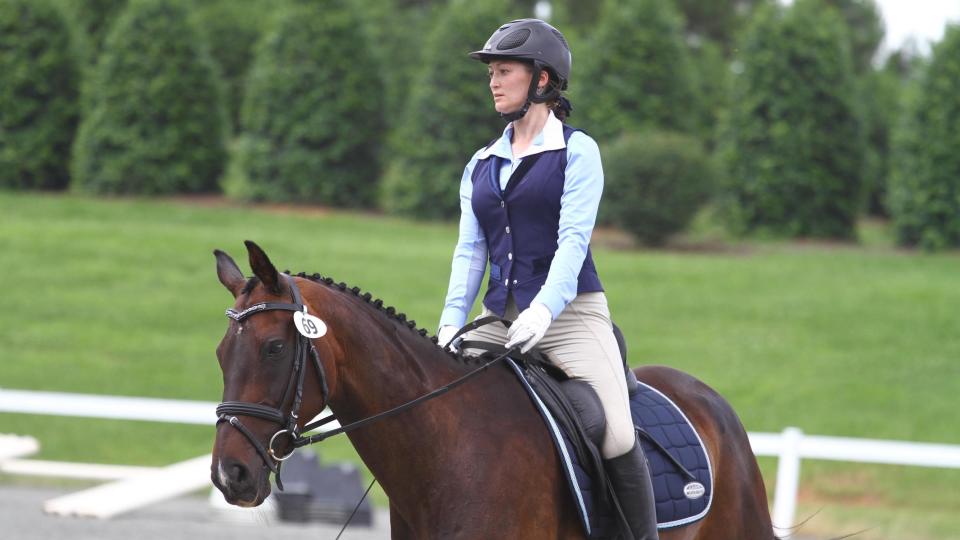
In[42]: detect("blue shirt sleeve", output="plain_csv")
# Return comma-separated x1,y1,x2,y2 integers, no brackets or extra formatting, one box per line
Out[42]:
439,151,488,329
532,131,604,319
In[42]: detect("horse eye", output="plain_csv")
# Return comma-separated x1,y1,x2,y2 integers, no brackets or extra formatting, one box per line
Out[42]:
267,340,284,356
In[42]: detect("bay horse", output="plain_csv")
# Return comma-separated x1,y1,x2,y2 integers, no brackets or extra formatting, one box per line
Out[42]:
211,241,776,539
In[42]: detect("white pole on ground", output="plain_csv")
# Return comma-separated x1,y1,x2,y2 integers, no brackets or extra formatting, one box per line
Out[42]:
0,434,40,460
43,454,211,519
771,426,803,530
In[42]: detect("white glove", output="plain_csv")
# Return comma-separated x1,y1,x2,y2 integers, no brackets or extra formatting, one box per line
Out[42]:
437,325,461,352
505,302,553,353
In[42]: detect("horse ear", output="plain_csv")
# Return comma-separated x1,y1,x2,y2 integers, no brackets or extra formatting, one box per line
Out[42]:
245,240,280,294
214,249,245,298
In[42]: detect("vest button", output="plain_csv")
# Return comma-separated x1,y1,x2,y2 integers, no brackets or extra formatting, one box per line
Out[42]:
504,278,509,286
508,252,513,260
505,226,511,234
512,280,517,285
500,200,505,208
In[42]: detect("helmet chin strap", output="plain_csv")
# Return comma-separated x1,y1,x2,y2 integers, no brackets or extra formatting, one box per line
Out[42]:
499,62,561,123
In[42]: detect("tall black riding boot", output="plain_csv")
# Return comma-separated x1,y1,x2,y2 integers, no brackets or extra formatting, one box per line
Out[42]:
605,438,659,540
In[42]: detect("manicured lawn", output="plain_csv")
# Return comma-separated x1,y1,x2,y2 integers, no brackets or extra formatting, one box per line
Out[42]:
1,191,957,538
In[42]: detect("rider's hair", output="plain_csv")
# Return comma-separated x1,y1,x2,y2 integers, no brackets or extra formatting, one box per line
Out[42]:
522,62,571,122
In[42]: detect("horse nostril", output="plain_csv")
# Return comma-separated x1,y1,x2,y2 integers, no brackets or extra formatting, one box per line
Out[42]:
229,463,249,485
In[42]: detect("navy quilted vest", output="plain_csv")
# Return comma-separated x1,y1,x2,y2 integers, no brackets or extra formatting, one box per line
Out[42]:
470,125,603,317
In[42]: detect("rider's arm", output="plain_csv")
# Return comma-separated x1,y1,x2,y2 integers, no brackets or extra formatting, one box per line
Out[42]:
439,152,488,329
531,131,603,319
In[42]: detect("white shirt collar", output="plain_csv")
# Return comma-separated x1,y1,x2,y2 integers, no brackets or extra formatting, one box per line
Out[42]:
478,111,566,160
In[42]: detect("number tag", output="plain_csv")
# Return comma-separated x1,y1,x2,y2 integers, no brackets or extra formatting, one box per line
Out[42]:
293,311,327,338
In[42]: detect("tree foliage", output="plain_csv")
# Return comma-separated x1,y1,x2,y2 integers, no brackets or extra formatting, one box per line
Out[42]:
857,67,900,216
602,130,717,246
720,0,863,238
72,0,227,195
54,0,127,66
888,25,960,250
579,0,698,141
380,0,519,219
352,0,441,131
0,0,80,190
824,0,884,74
230,0,384,207
190,0,274,133
675,0,772,50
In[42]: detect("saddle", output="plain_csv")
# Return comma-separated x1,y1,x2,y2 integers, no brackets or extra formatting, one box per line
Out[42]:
460,324,713,538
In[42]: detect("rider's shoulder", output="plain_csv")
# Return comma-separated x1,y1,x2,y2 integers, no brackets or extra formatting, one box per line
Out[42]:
565,128,600,157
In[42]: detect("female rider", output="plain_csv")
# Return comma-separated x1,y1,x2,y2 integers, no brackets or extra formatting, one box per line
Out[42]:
437,19,659,540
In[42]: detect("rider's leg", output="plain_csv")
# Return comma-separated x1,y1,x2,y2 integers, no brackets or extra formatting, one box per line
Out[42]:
539,292,659,540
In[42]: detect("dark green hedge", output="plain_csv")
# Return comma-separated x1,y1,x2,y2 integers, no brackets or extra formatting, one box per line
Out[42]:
857,67,900,216
380,0,517,219
720,0,864,238
579,0,698,141
190,0,274,133
54,0,127,66
601,131,717,246
230,0,384,207
0,0,80,190
72,0,227,195
352,0,442,131
888,26,960,250
825,0,884,74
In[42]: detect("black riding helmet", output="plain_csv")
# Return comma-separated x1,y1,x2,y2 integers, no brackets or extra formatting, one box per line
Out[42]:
470,18,571,122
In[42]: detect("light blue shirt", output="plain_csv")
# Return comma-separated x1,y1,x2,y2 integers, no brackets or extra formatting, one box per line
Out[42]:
439,112,604,329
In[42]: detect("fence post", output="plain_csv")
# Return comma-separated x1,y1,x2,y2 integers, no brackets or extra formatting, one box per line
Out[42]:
771,426,802,530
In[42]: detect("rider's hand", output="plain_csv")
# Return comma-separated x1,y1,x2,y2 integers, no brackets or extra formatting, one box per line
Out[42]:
505,303,553,353
437,325,460,352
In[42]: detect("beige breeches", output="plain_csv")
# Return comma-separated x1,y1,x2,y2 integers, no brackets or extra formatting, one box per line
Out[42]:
463,292,636,459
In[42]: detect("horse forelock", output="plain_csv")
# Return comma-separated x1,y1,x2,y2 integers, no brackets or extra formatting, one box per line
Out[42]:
240,276,260,296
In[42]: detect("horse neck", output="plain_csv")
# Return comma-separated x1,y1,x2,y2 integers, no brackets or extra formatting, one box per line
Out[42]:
305,282,471,425
304,283,512,491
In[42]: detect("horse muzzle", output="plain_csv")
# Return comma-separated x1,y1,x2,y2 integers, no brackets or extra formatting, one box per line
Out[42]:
211,455,271,507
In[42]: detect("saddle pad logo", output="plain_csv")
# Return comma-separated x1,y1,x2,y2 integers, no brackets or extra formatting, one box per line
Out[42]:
683,482,706,500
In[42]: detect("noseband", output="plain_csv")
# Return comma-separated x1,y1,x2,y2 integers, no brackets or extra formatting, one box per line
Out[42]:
216,274,330,490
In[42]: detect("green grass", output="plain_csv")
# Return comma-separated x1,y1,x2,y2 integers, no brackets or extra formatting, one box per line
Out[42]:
1,191,959,537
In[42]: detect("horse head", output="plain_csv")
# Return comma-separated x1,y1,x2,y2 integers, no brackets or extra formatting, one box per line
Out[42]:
210,240,334,507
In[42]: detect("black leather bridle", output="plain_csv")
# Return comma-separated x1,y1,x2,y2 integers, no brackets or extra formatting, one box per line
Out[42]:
215,274,330,490
216,274,518,491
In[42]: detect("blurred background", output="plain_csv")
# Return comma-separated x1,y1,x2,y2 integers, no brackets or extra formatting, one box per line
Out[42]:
1,0,959,538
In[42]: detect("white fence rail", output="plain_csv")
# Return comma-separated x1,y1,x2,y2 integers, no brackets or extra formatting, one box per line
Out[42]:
749,428,960,527
2,388,960,526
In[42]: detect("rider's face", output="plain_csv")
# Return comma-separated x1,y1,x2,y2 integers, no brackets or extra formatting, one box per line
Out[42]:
488,60,533,115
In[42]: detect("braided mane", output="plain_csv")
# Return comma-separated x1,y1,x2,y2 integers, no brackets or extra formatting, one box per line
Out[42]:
240,271,484,361
289,271,440,346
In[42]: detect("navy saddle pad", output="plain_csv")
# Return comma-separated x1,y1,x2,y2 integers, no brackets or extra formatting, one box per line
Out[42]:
505,359,713,537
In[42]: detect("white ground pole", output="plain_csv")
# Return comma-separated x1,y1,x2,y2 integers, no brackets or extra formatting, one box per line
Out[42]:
43,455,213,519
0,388,337,519
1,459,158,481
0,433,40,460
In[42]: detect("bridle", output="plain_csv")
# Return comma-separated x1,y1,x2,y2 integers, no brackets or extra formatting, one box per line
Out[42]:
216,274,329,490
215,273,518,491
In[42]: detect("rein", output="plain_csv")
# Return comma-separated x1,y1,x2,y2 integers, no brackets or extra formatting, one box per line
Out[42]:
218,279,514,490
